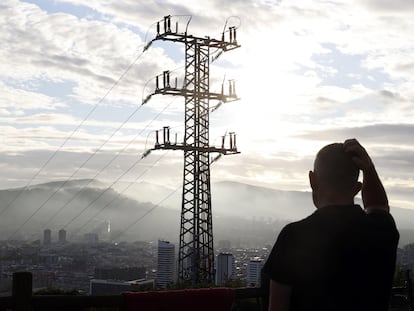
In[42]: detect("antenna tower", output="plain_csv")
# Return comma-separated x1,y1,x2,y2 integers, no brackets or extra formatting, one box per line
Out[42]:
145,15,240,285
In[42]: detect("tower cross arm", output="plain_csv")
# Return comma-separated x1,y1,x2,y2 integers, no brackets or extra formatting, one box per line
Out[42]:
155,33,240,50
152,143,240,155
154,88,238,102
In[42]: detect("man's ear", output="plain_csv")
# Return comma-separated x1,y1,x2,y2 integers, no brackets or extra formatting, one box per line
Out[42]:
309,170,317,191
309,171,319,209
353,181,362,196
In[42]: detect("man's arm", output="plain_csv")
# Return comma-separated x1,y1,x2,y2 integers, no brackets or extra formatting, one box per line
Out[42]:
344,138,389,213
268,280,292,311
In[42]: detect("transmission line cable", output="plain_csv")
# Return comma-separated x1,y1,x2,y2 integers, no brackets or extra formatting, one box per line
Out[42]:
72,127,222,239
0,46,147,218
7,104,144,240
109,140,225,242
8,96,177,240
75,15,242,241
110,185,180,242
42,99,177,230
72,151,170,238
6,15,240,238
61,153,145,230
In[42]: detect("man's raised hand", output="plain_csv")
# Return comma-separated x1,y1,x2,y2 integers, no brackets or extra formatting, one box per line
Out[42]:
344,138,373,171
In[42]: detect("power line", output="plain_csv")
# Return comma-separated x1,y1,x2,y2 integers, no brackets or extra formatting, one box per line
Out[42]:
5,16,241,241
77,15,242,244
6,104,144,240
61,153,144,230
61,106,229,239
44,99,176,231
76,132,225,241
7,96,177,240
71,151,170,238
0,46,147,218
108,138,225,242
110,184,180,242
39,105,145,228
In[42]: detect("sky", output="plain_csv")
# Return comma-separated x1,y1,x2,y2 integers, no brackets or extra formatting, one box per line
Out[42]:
1,0,414,211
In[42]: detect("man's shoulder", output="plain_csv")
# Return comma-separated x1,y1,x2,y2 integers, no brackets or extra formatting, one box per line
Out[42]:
282,205,398,236
364,210,399,239
279,212,319,236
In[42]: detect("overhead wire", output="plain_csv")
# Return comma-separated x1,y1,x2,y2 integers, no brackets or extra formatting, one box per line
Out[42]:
8,95,178,240
74,15,242,241
3,15,184,224
9,60,187,239
7,15,240,241
5,44,157,239
108,133,228,242
0,45,147,219
7,102,145,240
41,99,173,229
48,99,177,232
62,151,146,230
71,150,170,239
110,183,180,242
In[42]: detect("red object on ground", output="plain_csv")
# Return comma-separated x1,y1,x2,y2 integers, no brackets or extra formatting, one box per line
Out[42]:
122,288,235,311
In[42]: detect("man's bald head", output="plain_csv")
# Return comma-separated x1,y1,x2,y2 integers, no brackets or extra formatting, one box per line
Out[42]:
313,143,360,194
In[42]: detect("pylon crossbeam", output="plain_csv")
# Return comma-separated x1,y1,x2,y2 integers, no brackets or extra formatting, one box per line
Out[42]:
155,89,236,102
156,33,240,51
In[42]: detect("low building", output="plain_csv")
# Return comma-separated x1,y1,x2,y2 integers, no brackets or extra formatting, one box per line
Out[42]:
90,279,155,295
94,267,146,281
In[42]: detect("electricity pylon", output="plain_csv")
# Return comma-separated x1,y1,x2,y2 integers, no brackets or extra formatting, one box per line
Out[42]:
146,15,240,285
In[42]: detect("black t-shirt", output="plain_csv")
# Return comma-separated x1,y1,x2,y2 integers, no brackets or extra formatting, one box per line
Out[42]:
262,205,399,311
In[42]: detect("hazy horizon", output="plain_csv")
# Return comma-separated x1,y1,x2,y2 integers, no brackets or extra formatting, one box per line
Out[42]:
1,178,414,247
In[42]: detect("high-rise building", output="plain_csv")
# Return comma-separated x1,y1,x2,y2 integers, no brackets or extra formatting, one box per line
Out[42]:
215,253,235,285
58,229,66,244
43,229,51,246
246,257,263,287
156,240,175,288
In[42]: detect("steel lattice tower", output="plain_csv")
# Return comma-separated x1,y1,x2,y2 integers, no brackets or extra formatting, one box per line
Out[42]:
146,16,240,285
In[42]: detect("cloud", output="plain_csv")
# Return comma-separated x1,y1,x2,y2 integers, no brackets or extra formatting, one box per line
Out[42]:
361,0,414,12
0,0,178,107
394,62,414,73
0,82,65,113
297,123,414,146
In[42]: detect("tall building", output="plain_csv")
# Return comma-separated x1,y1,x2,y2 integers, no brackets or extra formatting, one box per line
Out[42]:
215,253,235,285
246,257,263,287
58,229,66,244
156,240,175,288
43,229,51,246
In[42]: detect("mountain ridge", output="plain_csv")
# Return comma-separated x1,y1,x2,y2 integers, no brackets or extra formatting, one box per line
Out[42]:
0,179,413,246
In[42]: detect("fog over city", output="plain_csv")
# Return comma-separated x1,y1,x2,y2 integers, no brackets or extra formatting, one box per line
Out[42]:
1,180,414,246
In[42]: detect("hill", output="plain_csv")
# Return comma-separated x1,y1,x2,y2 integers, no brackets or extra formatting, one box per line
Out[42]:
1,180,413,246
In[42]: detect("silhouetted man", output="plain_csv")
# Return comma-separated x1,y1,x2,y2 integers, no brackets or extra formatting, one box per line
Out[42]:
263,139,399,311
